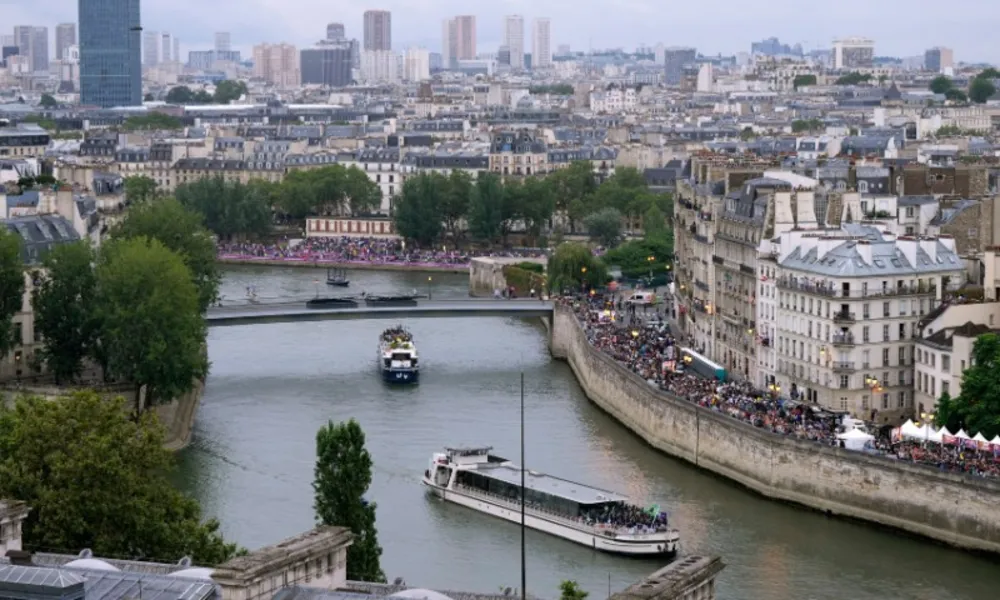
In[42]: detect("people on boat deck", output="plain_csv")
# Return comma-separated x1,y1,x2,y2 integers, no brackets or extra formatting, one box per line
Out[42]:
381,325,413,343
581,502,669,531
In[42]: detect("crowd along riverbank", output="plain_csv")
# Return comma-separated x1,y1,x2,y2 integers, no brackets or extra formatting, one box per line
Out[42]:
548,303,1000,555
216,256,470,274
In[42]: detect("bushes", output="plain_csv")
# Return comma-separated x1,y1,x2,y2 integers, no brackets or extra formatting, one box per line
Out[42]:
516,261,544,274
503,265,546,295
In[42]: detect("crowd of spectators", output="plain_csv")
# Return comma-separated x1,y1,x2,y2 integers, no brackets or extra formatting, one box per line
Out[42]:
218,237,546,268
581,502,671,533
566,291,1000,480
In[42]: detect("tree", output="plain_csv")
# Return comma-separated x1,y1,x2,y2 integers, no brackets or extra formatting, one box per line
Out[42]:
313,419,385,582
643,204,667,237
739,127,756,141
559,581,589,600
39,93,57,109
584,207,624,248
193,90,214,103
792,118,824,133
31,242,99,383
175,177,273,240
342,166,382,216
520,176,555,245
0,228,23,359
602,234,673,280
468,172,506,243
392,173,444,246
929,75,954,95
0,391,242,564
96,237,207,412
440,171,473,243
945,88,968,102
547,243,608,293
935,333,1000,439
144,93,155,102
123,175,159,204
165,86,195,104
969,77,996,104
123,113,183,131
835,72,872,86
548,161,598,232
792,74,817,90
213,80,248,104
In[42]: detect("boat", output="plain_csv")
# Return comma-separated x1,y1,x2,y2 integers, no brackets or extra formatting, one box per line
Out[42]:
422,447,679,556
326,268,350,287
365,294,420,307
378,326,419,384
305,297,358,309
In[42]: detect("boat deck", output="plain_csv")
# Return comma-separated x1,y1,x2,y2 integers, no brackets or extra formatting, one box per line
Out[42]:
473,463,629,505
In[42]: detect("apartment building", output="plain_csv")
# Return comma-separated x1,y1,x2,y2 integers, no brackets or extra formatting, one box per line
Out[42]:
769,229,964,421
336,147,404,214
488,130,546,175
252,43,301,87
0,124,51,158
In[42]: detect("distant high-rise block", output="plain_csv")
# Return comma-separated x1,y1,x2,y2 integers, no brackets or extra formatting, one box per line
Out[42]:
503,15,524,70
925,47,953,73
301,42,353,86
56,23,76,61
161,33,172,63
253,43,300,86
31,27,48,71
174,38,180,64
833,37,874,69
326,23,346,41
454,15,476,62
215,32,231,52
79,0,141,107
143,30,160,65
363,10,391,51
663,46,696,85
404,48,430,82
532,18,550,69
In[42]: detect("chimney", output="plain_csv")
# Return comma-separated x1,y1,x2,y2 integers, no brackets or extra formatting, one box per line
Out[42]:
5,549,32,566
0,501,31,556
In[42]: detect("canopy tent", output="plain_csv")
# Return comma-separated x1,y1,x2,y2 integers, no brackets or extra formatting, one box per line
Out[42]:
973,432,990,444
837,428,875,451
992,436,1000,446
954,429,970,439
899,420,922,440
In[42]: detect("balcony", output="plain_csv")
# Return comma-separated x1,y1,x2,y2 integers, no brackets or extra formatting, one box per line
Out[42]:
776,277,940,299
833,311,856,323
831,332,856,346
832,361,856,372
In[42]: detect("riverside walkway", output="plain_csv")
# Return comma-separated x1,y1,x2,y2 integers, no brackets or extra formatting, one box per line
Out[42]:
205,298,554,327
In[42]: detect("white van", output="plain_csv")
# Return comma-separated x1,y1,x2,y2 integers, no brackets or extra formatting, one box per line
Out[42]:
626,291,656,306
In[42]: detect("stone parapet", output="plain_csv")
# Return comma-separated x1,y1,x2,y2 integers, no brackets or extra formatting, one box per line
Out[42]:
550,304,1000,554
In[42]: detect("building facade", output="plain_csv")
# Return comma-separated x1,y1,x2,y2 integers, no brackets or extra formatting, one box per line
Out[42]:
301,44,353,87
489,130,546,175
326,23,345,41
924,47,954,73
664,47,696,85
532,18,551,69
833,37,875,70
55,23,76,61
363,10,392,51
503,15,525,71
79,0,142,108
252,43,300,87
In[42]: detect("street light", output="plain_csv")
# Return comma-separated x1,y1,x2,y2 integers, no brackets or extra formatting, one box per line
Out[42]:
427,276,433,300
647,255,655,281
921,411,935,445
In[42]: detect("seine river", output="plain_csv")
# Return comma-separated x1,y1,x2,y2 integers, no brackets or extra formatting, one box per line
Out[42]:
176,265,999,600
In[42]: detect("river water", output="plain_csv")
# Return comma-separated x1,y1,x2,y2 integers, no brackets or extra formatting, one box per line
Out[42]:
176,265,998,600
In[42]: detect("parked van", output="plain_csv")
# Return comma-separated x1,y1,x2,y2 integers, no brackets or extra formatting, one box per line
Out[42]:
626,291,656,306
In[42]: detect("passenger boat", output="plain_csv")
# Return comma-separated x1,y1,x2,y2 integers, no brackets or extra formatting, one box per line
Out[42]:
422,447,679,556
326,268,350,287
378,326,419,384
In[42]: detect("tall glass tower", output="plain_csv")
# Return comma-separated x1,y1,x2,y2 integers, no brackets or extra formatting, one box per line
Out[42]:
79,0,141,107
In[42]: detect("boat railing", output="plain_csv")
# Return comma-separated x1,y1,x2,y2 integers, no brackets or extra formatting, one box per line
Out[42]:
453,484,668,539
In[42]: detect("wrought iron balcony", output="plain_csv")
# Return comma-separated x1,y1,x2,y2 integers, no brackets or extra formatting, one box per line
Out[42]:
833,311,856,323
831,361,856,372
831,332,856,346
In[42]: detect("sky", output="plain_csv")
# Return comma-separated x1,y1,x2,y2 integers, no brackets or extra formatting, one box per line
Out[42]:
2,0,998,64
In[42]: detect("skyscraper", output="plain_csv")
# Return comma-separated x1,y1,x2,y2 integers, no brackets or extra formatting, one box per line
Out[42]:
326,23,346,41
663,47,696,85
161,32,172,63
925,47,954,73
363,10,391,51
253,43,300,86
173,37,180,64
301,41,353,86
143,30,160,65
215,32,231,52
55,23,76,61
31,27,49,71
441,19,456,69
532,18,550,69
454,16,476,62
503,15,524,70
79,0,142,107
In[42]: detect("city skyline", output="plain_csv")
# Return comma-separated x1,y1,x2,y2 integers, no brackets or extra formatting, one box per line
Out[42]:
7,0,999,63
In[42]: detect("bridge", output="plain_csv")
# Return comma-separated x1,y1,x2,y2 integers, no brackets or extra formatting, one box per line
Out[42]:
205,298,555,327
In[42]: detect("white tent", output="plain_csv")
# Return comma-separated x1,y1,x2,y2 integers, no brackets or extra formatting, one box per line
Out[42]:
992,436,1000,446
925,426,945,444
837,428,875,451
954,429,971,439
973,432,990,445
900,420,923,440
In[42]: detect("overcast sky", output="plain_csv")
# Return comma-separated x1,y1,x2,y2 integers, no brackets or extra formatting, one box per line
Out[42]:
3,0,998,63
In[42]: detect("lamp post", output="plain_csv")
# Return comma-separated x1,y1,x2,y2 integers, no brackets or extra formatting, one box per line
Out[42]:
580,266,588,293
921,411,935,445
647,255,655,282
427,276,433,300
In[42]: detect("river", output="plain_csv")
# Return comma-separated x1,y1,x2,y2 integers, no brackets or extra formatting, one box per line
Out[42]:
176,265,999,600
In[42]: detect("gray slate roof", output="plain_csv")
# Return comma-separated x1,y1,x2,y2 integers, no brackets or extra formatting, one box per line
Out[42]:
4,214,81,264
780,232,962,278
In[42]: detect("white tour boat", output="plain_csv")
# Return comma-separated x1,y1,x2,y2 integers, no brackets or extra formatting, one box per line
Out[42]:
422,446,679,556
378,326,419,384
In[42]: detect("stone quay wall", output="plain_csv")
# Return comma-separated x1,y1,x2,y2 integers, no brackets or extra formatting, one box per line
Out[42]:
549,304,1000,554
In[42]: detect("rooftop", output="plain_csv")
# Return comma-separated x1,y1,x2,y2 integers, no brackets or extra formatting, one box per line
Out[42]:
473,462,629,505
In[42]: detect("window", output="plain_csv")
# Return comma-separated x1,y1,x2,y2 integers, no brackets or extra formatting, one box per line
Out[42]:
840,375,849,389
863,326,870,342
906,206,915,218
882,394,889,409
899,370,906,386
882,348,890,366
862,303,870,319
882,325,889,341
942,355,950,372
14,322,22,345
859,181,869,193
961,359,966,372
899,323,906,340
895,391,903,408
898,347,906,364
942,380,950,396
883,302,890,317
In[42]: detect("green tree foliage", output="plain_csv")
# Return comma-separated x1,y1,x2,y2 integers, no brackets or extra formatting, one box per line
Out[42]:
213,80,248,104
945,88,968,102
739,127,756,141
929,75,954,94
583,207,624,248
31,242,99,383
602,234,673,279
166,86,195,104
123,113,183,131
520,176,555,245
547,243,608,293
22,114,57,131
313,419,385,582
559,581,589,600
548,161,598,232
39,94,57,108
123,175,159,204
0,229,23,359
110,198,221,312
791,118,824,133
441,171,473,241
175,177,274,240
936,333,1000,438
468,172,507,243
274,165,381,220
643,205,667,237
969,71,997,104
96,237,207,411
835,72,872,86
393,173,446,246
792,74,817,89
529,84,574,95
0,391,242,564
